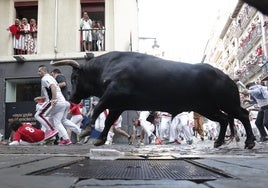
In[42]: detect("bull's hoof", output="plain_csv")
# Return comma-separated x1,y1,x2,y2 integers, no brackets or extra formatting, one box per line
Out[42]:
214,139,224,148
94,137,107,146
79,126,93,139
244,141,255,149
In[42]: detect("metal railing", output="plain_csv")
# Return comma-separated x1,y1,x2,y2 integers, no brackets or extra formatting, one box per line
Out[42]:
79,28,105,52
13,31,37,55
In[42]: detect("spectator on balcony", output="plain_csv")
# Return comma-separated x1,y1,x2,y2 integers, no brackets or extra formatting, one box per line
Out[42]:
80,11,92,52
91,21,99,51
7,18,24,55
251,23,256,31
21,18,35,54
257,46,263,56
30,18,38,54
97,21,105,51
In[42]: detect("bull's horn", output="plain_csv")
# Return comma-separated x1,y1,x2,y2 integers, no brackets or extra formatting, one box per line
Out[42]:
50,59,80,68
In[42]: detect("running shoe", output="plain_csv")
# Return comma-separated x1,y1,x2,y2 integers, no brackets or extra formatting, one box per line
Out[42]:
44,129,58,140
59,139,72,146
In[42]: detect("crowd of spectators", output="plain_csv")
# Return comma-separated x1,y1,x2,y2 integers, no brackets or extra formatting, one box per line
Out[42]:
7,18,38,55
80,11,105,52
6,11,105,55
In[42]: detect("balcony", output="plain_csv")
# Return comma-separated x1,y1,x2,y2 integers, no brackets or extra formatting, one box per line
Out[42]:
236,56,263,82
12,30,37,55
237,26,262,61
80,28,105,52
260,61,268,81
234,6,257,37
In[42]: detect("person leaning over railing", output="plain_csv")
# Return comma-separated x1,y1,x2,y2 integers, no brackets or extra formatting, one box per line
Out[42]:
7,18,24,55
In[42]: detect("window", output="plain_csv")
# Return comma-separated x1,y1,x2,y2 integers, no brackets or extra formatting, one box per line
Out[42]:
12,1,38,55
5,78,41,102
80,0,105,51
15,1,38,21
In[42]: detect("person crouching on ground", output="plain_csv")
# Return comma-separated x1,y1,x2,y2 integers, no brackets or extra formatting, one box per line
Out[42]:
8,120,45,146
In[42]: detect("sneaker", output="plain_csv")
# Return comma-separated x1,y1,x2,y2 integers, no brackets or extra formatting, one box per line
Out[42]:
155,137,162,145
105,140,112,145
187,139,193,145
149,134,156,144
44,129,58,140
59,139,72,146
174,139,181,145
128,135,133,145
138,139,144,146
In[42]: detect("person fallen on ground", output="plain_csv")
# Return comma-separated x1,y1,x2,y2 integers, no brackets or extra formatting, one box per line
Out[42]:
8,120,45,146
132,111,162,145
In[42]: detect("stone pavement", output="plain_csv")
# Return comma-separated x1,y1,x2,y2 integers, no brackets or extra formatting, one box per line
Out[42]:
0,137,268,188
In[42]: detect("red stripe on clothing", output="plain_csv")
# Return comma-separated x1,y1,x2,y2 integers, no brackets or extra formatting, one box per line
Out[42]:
38,102,54,130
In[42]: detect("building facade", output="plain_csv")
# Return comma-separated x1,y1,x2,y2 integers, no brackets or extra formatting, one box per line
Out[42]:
0,0,139,139
204,1,268,86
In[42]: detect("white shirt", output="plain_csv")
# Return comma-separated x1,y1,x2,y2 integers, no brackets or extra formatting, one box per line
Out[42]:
139,111,150,121
94,110,107,132
41,73,65,103
80,18,92,30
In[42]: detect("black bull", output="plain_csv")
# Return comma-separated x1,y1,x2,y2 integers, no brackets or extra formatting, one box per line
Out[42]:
243,0,268,16
51,51,255,149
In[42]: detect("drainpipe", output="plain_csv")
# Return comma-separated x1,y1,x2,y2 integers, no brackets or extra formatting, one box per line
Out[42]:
54,0,58,54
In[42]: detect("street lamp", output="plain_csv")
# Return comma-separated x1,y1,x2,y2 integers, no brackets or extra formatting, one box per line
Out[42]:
138,37,161,56
139,37,160,49
152,38,160,49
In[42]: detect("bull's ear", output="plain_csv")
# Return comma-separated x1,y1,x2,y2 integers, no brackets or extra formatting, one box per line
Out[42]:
50,59,80,68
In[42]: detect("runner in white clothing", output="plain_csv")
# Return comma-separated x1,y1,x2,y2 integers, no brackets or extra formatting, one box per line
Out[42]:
169,112,193,145
132,111,161,145
37,65,80,145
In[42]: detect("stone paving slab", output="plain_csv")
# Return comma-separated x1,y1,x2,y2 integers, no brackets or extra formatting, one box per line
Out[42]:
0,137,267,187
76,179,208,188
0,156,83,176
0,175,78,188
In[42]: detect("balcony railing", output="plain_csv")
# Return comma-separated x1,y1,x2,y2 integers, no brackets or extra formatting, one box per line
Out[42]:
13,31,37,55
235,55,264,82
236,26,262,60
260,60,268,81
80,28,105,52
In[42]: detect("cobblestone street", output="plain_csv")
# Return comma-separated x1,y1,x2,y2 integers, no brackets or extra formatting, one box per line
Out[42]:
0,137,268,187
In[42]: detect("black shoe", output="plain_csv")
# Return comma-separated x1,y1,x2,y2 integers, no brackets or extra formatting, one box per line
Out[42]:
71,132,78,144
148,134,156,144
128,135,132,145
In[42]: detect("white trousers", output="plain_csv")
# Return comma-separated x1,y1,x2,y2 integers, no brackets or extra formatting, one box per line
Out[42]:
34,101,54,132
62,102,81,135
169,113,192,142
49,101,69,139
159,116,171,140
